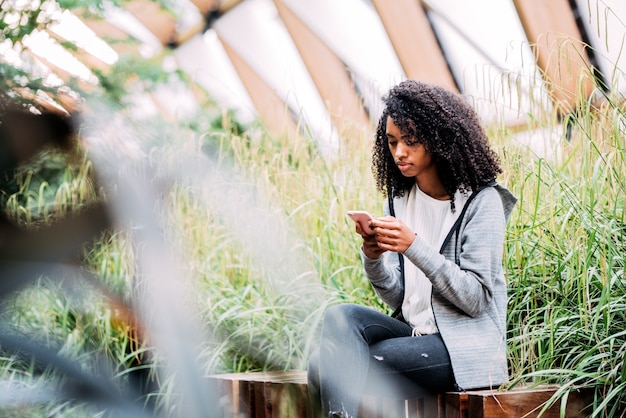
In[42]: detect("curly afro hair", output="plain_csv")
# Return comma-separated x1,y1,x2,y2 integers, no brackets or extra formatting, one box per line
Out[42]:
372,80,502,209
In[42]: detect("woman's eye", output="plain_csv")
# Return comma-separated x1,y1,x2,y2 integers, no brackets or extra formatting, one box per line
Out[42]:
388,141,397,147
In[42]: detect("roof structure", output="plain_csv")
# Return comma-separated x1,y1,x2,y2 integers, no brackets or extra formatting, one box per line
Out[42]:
7,0,626,153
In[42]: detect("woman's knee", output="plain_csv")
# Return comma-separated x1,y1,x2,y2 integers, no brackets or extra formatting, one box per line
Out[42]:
323,304,362,328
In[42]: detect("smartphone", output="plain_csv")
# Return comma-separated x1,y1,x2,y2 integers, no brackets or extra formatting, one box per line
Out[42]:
347,211,375,235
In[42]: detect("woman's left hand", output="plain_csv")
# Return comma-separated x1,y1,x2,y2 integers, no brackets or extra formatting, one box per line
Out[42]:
370,216,416,253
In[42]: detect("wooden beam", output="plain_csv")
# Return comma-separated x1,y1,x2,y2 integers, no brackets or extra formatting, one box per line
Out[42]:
25,50,95,93
14,88,69,116
45,29,111,72
217,35,299,139
171,0,246,49
77,15,139,57
124,0,177,46
188,0,220,16
466,386,593,418
513,0,596,116
371,0,457,92
273,0,372,142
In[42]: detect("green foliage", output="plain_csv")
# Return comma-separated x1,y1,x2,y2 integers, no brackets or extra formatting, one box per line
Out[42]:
0,4,45,42
90,55,175,106
0,150,97,224
0,0,183,114
156,124,380,374
503,100,626,415
0,63,53,112
56,0,122,12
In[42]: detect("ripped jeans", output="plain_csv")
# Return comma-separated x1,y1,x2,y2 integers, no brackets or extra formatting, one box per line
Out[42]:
307,304,455,418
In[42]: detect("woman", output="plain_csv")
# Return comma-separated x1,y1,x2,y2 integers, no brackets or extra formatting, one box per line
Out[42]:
307,80,517,418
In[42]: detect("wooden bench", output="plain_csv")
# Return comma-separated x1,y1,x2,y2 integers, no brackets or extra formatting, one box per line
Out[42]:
207,371,593,418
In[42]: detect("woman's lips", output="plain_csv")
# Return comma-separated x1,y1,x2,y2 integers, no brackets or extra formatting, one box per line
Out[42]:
396,162,411,172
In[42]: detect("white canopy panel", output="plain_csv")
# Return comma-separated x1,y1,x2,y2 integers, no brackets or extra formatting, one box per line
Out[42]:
175,31,257,124
214,0,339,152
575,0,626,95
426,0,553,126
280,0,406,120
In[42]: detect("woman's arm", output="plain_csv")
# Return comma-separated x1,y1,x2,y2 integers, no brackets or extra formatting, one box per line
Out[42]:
361,250,404,308
359,199,404,309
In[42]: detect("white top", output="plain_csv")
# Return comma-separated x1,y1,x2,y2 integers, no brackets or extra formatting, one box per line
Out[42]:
402,184,467,335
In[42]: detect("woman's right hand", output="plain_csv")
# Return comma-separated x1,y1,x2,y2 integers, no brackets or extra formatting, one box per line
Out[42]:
360,232,386,259
354,217,385,259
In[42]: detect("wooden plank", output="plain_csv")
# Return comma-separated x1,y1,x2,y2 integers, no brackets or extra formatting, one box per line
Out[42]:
466,387,593,418
358,395,380,418
217,375,232,418
406,398,419,418
208,374,232,417
208,372,311,418
443,392,468,418
268,380,309,418
208,372,594,418
382,397,405,418
240,377,254,417
406,396,427,418
423,394,441,418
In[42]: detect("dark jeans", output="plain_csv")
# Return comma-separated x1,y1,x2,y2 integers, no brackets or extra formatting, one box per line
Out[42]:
307,304,455,418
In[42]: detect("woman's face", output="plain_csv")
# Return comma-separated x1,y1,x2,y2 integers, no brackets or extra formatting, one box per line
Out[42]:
386,116,435,180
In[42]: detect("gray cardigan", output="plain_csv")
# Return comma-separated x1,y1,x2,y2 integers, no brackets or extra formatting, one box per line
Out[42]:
362,183,517,390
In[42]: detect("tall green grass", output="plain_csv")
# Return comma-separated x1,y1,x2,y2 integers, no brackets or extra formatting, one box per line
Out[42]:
159,125,385,374
502,98,626,415
2,95,626,416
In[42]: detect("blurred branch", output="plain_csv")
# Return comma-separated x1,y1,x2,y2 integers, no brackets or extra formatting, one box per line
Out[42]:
0,201,111,299
0,106,79,172
0,332,155,417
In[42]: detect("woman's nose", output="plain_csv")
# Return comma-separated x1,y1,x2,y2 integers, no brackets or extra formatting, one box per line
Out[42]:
394,142,407,158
